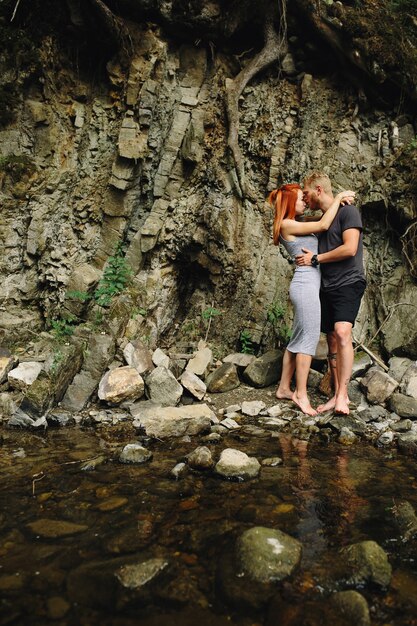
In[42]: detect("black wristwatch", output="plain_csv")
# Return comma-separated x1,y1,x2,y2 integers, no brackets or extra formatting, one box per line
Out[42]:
311,254,320,267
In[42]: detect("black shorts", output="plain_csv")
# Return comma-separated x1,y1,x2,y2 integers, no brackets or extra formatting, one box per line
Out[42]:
320,280,366,334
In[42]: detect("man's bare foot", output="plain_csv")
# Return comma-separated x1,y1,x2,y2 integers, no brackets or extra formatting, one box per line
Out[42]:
292,393,318,416
317,396,336,413
276,387,293,400
334,397,350,415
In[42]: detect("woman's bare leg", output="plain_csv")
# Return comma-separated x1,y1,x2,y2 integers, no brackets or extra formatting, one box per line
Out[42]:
292,353,317,416
276,349,296,399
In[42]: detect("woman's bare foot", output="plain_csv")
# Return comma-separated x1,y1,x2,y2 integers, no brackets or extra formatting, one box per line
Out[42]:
292,393,318,416
317,396,336,413
276,387,293,400
334,397,350,415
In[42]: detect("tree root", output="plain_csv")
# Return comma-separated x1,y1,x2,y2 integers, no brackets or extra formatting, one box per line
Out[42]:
225,1,288,199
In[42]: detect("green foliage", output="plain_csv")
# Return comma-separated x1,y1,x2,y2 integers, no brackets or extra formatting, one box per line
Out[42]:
0,154,36,182
50,315,77,342
50,349,63,375
267,302,292,347
201,306,222,321
131,306,147,318
240,329,255,355
66,290,92,303
94,243,132,307
267,302,286,325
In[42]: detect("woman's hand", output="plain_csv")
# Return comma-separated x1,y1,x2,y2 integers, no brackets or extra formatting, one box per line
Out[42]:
337,190,355,206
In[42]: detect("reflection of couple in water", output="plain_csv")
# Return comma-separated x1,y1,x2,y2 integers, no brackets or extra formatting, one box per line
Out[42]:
269,171,366,417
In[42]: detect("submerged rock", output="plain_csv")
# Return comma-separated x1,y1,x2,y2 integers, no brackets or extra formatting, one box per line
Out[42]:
340,540,392,587
215,448,260,480
330,590,371,626
26,519,88,538
119,443,153,464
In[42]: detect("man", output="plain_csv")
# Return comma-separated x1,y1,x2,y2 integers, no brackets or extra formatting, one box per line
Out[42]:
295,171,366,415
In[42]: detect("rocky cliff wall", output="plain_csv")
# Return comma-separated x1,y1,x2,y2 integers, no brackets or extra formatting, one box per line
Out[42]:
0,0,416,360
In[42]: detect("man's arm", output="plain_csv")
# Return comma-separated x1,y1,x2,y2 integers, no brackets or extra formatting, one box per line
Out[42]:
295,228,361,266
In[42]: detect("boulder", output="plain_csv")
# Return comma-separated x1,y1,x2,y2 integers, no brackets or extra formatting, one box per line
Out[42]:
61,372,98,412
388,356,413,383
237,526,302,583
389,393,417,418
222,353,256,370
180,370,206,400
145,366,182,406
131,403,214,437
360,367,398,404
152,348,169,368
123,339,154,374
186,446,214,470
242,350,283,388
98,367,145,404
400,362,417,399
8,362,42,391
215,448,260,480
340,540,392,587
206,363,240,393
185,347,212,378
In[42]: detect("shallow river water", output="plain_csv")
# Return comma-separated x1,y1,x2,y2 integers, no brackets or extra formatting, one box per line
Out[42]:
1,422,417,626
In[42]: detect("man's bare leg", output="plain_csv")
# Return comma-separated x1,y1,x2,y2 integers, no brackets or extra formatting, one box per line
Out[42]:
333,322,353,414
292,353,317,416
276,349,296,399
317,332,338,412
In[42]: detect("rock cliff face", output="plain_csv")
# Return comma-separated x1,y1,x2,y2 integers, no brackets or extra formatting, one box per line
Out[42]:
0,0,416,359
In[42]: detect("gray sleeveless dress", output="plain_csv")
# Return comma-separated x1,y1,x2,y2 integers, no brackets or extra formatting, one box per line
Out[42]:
279,233,321,356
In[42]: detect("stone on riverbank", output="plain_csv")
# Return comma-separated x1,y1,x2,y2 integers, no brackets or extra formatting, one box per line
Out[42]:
180,370,206,400
400,362,417,399
241,400,266,416
119,443,153,464
360,367,399,404
145,366,183,406
123,340,154,374
237,526,302,583
340,540,392,587
215,448,260,480
98,367,145,404
186,445,214,470
389,393,417,418
242,350,283,388
186,346,212,378
8,362,42,391
206,362,240,393
131,403,214,437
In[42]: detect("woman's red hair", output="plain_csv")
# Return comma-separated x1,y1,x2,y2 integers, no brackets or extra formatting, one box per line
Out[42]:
268,183,301,245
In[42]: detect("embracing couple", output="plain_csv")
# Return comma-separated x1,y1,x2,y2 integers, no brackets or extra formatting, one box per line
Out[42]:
269,171,366,417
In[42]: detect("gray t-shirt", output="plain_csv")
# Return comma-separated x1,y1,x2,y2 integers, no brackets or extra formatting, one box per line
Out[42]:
318,204,365,291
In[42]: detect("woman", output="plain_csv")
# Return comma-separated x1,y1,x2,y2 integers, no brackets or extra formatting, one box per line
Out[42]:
269,184,354,416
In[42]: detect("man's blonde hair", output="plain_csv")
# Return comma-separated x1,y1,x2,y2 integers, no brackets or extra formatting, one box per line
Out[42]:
303,171,332,194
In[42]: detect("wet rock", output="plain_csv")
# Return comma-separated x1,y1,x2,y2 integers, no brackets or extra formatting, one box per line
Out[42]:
338,427,357,445
330,414,367,435
106,520,155,553
206,362,240,393
145,366,183,406
152,347,170,368
186,347,212,378
397,431,417,456
261,457,283,467
46,596,70,620
389,393,417,418
131,403,214,437
215,448,260,480
123,340,154,374
171,462,188,479
242,350,283,388
391,419,413,432
241,400,266,416
8,409,47,429
340,540,392,587
116,558,169,589
400,362,417,399
201,432,222,444
392,500,417,541
46,410,75,427
237,526,302,583
26,519,88,538
180,370,206,400
267,404,283,417
98,367,145,404
119,443,153,464
96,497,129,512
348,380,367,408
388,356,412,382
360,367,399,404
377,430,394,446
8,362,42,391
186,446,214,470
331,590,370,626
357,405,390,422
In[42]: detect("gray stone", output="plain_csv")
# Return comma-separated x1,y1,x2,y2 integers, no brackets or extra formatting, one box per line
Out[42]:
360,367,399,404
206,362,240,393
186,347,212,378
46,410,75,427
400,362,417,399
220,417,241,429
186,446,214,470
180,369,206,400
131,403,214,438
352,351,373,378
267,404,283,417
348,380,367,407
215,448,260,480
389,393,417,418
397,431,417,456
119,443,153,464
338,427,357,445
98,367,145,404
391,419,412,432
171,462,188,479
152,348,170,368
340,540,392,587
242,350,283,388
241,400,266,416
357,405,390,422
223,353,256,369
145,366,182,406
123,340,154,374
388,356,412,382
331,590,370,626
61,371,97,412
237,526,302,583
8,362,42,391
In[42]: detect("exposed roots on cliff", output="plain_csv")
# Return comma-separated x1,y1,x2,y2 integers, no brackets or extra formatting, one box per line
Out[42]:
225,0,288,199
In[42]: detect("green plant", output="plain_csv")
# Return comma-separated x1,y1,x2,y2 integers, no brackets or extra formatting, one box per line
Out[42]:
66,289,91,303
94,242,132,307
267,302,292,347
202,306,222,341
50,315,77,342
50,349,63,375
240,329,255,355
267,302,286,325
131,306,147,318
